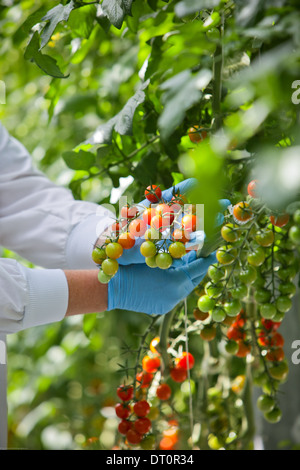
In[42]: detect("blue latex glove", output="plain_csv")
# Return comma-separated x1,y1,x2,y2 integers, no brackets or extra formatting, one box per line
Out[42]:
118,178,197,265
107,250,216,315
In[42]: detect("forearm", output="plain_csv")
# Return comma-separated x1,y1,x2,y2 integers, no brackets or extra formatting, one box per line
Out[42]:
64,270,108,317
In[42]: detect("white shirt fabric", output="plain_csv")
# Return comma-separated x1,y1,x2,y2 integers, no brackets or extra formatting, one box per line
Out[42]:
0,122,115,334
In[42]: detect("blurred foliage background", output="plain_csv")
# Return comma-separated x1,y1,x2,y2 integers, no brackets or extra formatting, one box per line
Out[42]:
1,0,300,450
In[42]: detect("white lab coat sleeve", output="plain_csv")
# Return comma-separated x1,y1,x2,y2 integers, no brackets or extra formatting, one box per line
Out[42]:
0,122,116,269
0,259,69,334
0,122,116,333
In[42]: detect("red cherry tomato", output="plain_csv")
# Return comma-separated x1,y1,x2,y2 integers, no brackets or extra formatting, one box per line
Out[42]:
136,371,154,389
133,400,150,417
142,207,156,226
247,179,259,198
269,213,290,228
145,185,162,203
170,366,188,383
156,383,172,400
175,352,195,370
126,429,142,445
134,417,152,435
117,385,134,402
142,355,160,373
115,403,131,419
121,205,139,219
118,420,132,435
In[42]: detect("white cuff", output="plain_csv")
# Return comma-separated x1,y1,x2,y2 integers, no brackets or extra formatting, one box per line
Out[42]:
21,267,69,330
66,209,115,270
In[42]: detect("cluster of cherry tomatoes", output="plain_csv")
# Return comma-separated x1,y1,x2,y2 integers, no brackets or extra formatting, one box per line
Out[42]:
92,184,200,282
114,335,196,450
193,179,299,423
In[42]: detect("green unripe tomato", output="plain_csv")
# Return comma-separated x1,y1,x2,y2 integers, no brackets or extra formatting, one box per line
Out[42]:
260,303,277,320
257,395,276,413
102,258,119,276
98,269,113,284
198,295,215,313
145,256,157,268
268,362,289,381
293,209,300,224
255,288,271,304
92,247,106,265
264,407,282,424
216,245,238,265
155,252,173,269
230,284,248,300
105,242,123,260
247,247,265,267
140,241,157,258
276,295,292,313
278,281,296,297
205,281,224,299
224,299,242,317
208,263,226,282
225,340,239,355
272,311,286,322
238,265,257,285
221,224,239,243
211,307,226,323
140,434,156,450
169,241,186,259
255,230,274,247
144,228,162,241
289,225,300,245
275,250,295,266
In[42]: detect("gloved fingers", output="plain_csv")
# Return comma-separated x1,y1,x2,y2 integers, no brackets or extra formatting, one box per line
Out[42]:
215,199,231,227
161,178,198,202
183,251,217,282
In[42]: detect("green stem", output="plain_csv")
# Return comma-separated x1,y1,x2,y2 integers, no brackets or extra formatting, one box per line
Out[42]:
212,41,223,130
158,308,177,375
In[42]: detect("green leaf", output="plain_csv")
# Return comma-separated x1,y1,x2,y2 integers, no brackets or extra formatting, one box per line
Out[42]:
68,5,97,39
158,69,212,140
24,32,69,78
62,150,95,171
102,0,134,29
86,81,149,144
83,314,98,338
40,0,77,49
96,6,111,33
133,151,159,185
13,6,47,45
175,0,221,18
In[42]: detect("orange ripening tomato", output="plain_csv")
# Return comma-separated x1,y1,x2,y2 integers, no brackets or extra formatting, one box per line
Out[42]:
233,202,253,222
136,371,154,389
159,437,175,451
235,342,251,358
121,205,139,219
150,336,160,355
188,125,207,143
128,218,147,238
142,207,156,226
182,214,198,232
172,228,191,244
142,355,160,373
118,232,135,249
269,213,290,228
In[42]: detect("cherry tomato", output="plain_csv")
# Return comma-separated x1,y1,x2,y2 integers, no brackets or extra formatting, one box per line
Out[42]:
126,429,142,445
200,325,217,341
144,227,162,241
140,434,156,450
150,336,160,355
226,325,246,342
247,179,259,198
145,185,162,203
221,224,239,243
235,341,251,358
170,366,188,383
172,228,190,244
128,218,147,238
102,258,119,276
182,214,198,232
92,247,106,265
156,203,175,224
140,241,157,258
142,355,160,373
188,125,207,143
176,352,195,370
105,242,123,260
156,383,172,400
133,400,150,417
117,385,134,402
134,417,152,435
151,214,170,231
276,295,292,313
118,232,135,249
264,407,282,424
136,371,154,389
211,307,226,323
233,202,253,223
111,222,121,233
255,229,274,247
225,340,239,355
216,245,238,265
159,437,175,450
145,256,157,268
169,242,186,259
142,207,156,226
193,308,210,321
98,269,112,284
266,347,285,362
270,213,290,228
268,362,289,381
115,403,131,419
155,252,173,269
163,426,179,444
257,395,275,413
247,247,265,267
197,294,215,312
260,303,277,320
224,299,242,317
118,420,132,435
121,205,139,219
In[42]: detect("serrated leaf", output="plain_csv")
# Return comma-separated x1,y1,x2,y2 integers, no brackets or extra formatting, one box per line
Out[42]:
63,150,95,170
175,0,221,18
24,32,69,78
158,69,212,140
86,81,149,145
40,0,77,49
102,0,134,29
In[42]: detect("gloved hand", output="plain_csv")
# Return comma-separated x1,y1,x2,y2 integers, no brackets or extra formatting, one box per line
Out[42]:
107,250,216,315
